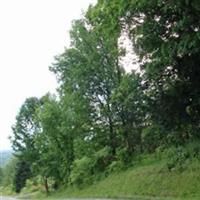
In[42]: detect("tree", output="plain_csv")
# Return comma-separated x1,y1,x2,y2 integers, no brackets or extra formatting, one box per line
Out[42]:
13,160,31,193
112,72,146,156
11,97,42,191
11,97,42,163
1,157,18,187
35,94,73,187
11,0,200,192
118,0,200,141
51,16,123,156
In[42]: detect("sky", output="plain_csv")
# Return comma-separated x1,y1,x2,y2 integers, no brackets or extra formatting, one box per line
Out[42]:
0,0,97,150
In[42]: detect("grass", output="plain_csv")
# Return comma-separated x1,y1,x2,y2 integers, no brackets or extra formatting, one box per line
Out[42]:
18,155,200,200
3,144,200,200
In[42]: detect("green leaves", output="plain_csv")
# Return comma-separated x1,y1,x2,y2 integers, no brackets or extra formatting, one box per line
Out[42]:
10,0,200,193
11,97,41,162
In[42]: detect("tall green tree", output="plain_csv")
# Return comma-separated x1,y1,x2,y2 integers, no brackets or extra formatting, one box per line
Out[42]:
51,16,123,156
11,97,42,163
118,0,200,141
112,72,146,156
11,97,42,191
36,94,74,186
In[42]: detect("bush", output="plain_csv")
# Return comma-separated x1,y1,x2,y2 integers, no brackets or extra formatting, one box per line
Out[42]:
1,157,18,188
13,160,32,193
93,146,112,172
166,124,196,145
165,141,200,172
166,146,190,172
142,125,164,153
21,178,40,193
116,147,131,165
186,141,200,159
106,161,124,174
70,156,94,187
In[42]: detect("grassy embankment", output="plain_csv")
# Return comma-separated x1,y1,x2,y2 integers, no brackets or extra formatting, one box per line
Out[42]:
17,149,200,200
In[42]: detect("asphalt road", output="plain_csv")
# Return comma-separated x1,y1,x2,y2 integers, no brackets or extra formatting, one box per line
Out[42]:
0,197,17,200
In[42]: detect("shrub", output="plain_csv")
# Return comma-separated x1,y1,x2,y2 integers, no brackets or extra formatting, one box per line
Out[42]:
141,125,164,153
93,146,112,172
13,160,32,193
166,146,189,172
186,141,200,159
116,147,131,165
106,161,124,174
70,156,94,187
70,147,114,187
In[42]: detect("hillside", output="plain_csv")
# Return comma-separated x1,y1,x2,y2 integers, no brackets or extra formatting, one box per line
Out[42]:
0,150,13,167
4,0,200,198
19,151,200,200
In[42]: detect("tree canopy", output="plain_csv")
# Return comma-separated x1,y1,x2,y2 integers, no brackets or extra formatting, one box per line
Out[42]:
9,0,200,193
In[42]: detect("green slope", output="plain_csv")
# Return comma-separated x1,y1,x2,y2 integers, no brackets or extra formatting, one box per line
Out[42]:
26,157,200,200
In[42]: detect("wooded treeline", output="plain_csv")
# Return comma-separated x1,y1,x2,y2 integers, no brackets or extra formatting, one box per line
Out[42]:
4,0,200,193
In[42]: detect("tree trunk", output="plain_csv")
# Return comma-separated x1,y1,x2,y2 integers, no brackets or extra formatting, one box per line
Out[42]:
108,115,116,156
44,177,49,194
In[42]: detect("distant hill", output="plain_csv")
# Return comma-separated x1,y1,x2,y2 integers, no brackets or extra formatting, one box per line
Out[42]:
0,150,13,167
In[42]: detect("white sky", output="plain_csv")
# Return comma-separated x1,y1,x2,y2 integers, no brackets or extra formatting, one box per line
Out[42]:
0,0,97,150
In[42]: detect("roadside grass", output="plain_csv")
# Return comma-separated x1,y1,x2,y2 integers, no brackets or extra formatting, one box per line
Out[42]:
22,155,200,200
0,185,15,196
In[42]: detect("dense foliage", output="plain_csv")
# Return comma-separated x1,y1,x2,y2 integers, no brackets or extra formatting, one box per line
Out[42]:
7,0,200,193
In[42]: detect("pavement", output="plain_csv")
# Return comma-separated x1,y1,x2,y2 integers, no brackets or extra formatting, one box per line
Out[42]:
0,197,17,200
